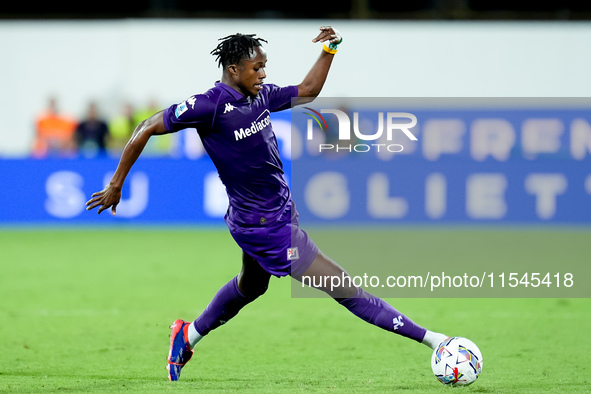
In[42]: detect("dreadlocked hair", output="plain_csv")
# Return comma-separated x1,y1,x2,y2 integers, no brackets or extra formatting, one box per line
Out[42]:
211,33,268,68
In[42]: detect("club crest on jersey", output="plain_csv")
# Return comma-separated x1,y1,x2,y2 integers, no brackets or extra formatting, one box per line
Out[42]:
287,247,299,260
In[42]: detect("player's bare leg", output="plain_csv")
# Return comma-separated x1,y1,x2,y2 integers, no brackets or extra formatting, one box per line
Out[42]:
292,250,356,299
292,250,447,349
237,252,272,299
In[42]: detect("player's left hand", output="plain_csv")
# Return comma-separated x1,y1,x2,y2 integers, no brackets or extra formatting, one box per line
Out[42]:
85,184,122,216
312,26,342,45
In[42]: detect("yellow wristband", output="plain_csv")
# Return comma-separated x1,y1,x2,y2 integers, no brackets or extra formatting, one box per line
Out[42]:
323,41,339,54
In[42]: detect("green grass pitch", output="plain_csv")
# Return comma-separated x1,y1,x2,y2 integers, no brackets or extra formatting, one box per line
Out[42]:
0,227,589,392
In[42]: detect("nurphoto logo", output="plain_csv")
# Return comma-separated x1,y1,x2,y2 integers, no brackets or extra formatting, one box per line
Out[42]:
304,107,418,153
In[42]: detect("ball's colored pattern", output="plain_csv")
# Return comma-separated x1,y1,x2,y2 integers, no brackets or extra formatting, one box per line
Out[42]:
431,337,483,386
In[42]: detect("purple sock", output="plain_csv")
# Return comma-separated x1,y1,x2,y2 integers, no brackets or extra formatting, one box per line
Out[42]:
193,276,252,336
338,288,427,342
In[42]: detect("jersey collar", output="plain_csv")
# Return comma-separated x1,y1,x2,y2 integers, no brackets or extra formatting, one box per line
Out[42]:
215,81,246,101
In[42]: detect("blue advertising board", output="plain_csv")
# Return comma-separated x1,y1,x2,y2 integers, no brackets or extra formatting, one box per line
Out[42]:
1,106,590,225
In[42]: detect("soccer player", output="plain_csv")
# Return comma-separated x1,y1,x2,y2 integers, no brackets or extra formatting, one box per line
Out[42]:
85,26,448,381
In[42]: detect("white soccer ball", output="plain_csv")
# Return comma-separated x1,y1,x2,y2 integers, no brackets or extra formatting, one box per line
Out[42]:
431,336,483,386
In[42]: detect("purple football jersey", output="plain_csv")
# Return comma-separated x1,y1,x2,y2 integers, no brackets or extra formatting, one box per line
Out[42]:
163,82,318,276
163,82,298,226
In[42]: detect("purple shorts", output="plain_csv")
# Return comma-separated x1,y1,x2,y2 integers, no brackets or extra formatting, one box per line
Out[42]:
225,200,318,277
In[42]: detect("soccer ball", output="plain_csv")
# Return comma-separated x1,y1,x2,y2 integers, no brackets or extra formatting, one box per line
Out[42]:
431,337,483,386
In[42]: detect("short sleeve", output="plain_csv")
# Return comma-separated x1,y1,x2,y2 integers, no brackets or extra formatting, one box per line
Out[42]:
162,94,215,132
266,84,298,113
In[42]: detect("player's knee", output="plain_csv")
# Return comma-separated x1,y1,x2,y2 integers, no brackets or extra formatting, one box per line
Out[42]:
242,281,268,300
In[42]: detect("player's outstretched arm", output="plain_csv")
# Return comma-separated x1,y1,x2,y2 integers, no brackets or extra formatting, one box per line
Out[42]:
85,110,168,215
295,26,342,105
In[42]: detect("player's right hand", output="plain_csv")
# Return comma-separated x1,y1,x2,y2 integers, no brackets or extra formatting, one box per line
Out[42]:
85,184,122,216
312,26,342,45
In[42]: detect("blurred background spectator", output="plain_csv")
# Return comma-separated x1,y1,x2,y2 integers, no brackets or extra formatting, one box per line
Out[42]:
33,97,77,158
75,101,110,158
108,102,135,154
134,98,174,157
